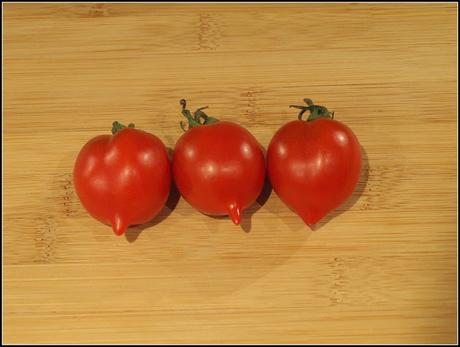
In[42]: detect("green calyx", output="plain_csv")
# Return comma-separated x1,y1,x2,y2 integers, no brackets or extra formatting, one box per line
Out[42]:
112,121,135,135
179,99,219,131
290,98,335,121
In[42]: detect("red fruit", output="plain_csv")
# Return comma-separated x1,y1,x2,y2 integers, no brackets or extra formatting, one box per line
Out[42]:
173,100,265,225
267,98,361,227
74,122,171,235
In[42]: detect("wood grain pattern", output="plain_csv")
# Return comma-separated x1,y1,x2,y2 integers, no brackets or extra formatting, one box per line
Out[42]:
3,3,457,344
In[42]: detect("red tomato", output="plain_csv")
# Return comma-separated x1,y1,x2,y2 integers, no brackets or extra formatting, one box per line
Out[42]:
173,100,265,225
74,122,171,236
267,98,361,227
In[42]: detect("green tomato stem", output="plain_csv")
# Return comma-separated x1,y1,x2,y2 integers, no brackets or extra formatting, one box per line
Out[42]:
179,99,219,132
290,98,335,121
112,121,135,135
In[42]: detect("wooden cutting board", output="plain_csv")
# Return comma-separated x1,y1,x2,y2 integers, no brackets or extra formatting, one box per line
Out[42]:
3,3,457,344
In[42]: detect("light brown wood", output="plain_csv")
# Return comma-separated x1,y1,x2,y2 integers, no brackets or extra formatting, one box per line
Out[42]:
3,3,457,344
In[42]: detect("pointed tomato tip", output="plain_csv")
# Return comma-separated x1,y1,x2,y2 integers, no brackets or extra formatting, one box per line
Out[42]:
302,212,330,230
111,216,127,236
300,214,320,230
228,203,242,225
113,228,126,236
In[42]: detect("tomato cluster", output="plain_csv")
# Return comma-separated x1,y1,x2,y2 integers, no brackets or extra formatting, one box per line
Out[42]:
74,98,361,235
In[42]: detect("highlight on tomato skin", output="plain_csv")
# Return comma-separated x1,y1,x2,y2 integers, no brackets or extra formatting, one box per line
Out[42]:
172,99,266,226
73,122,172,236
267,98,362,228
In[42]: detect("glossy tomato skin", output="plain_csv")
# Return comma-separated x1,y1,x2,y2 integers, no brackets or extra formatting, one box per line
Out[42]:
173,121,265,225
267,118,361,227
74,128,171,235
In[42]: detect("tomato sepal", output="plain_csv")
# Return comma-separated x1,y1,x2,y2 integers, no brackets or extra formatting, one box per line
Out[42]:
111,121,135,135
290,98,335,122
179,99,220,131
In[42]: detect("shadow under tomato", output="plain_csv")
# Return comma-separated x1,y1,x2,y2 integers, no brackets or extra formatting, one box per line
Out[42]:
311,145,369,231
124,181,181,243
240,175,273,233
239,145,272,233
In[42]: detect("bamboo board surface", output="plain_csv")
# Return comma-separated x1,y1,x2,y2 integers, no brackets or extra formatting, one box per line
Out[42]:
3,3,458,344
